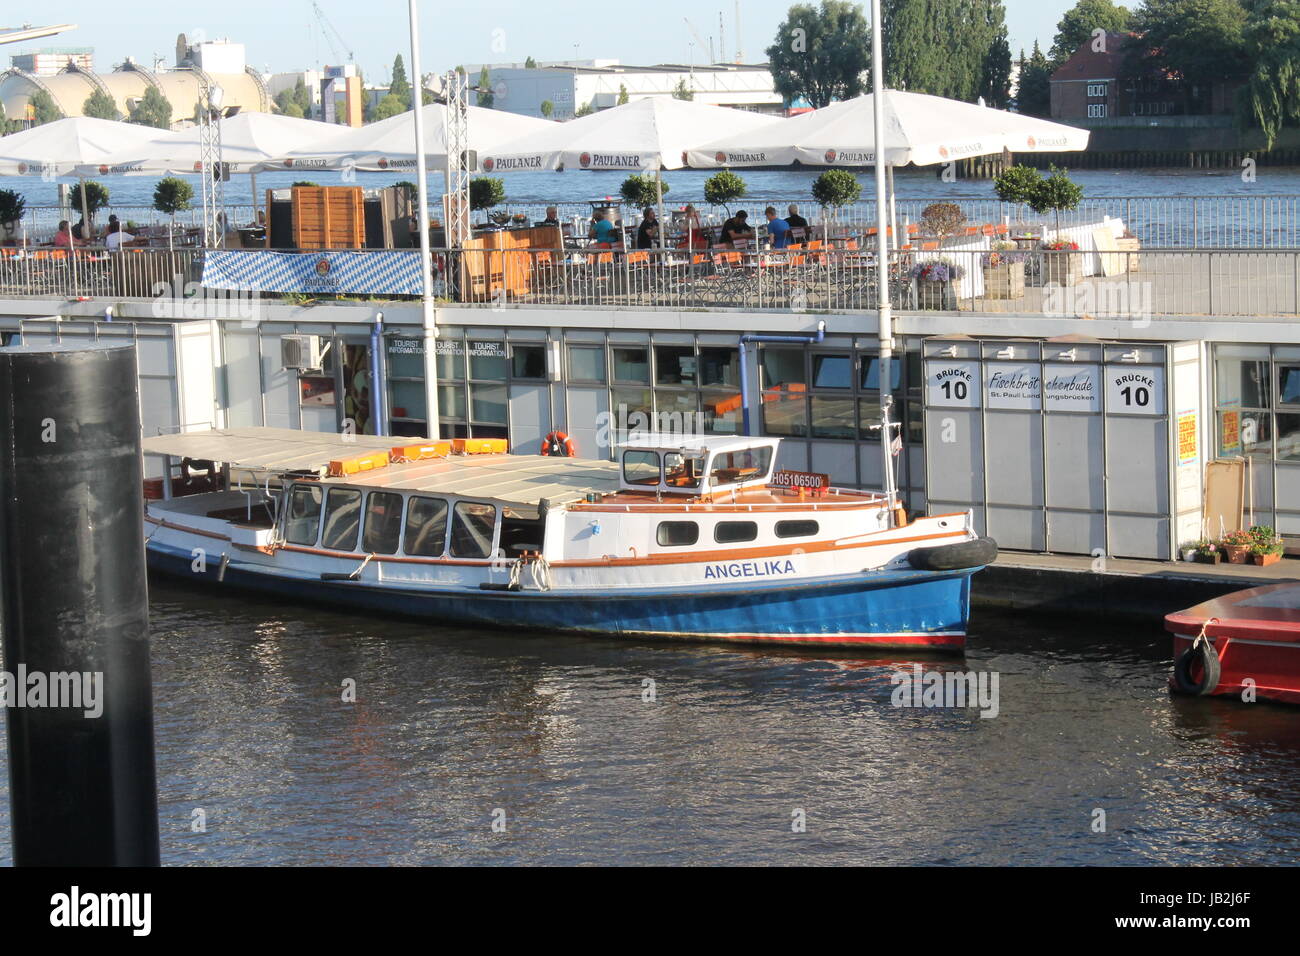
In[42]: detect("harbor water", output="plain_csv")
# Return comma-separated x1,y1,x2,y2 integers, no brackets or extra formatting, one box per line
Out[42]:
2,575,1298,866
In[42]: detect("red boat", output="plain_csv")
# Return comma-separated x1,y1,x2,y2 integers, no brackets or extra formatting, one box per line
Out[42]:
1166,581,1300,705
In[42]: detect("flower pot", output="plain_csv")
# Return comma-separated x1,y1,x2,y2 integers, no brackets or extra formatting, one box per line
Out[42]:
1041,251,1081,287
917,280,958,310
983,261,1025,299
1224,545,1250,564
1194,551,1222,564
1115,236,1140,272
1252,552,1282,566
1181,548,1197,562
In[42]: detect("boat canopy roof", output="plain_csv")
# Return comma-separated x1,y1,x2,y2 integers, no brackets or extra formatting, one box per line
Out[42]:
618,434,780,456
142,427,623,509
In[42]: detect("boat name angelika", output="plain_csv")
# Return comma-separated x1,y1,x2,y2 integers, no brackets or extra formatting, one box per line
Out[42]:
138,428,997,651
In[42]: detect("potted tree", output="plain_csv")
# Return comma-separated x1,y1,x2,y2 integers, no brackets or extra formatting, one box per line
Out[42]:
918,201,965,241
152,176,194,251
1041,238,1081,286
619,173,667,209
811,169,861,240
910,259,965,310
1031,165,1084,285
71,180,110,235
703,169,747,217
0,188,25,244
993,164,1043,226
982,242,1026,298
470,177,506,225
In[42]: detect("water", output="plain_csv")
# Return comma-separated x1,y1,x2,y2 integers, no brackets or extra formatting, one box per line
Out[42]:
3,575,1299,865
8,165,1300,210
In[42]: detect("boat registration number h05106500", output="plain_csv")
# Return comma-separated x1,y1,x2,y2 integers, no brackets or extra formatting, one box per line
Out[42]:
769,470,829,490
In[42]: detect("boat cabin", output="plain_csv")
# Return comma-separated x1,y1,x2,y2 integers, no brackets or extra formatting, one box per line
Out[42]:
617,435,780,498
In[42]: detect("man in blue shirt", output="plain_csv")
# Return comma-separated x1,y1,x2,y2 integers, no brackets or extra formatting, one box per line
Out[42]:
591,209,619,245
764,206,791,249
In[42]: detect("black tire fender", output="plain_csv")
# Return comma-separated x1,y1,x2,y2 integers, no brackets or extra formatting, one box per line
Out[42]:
907,536,998,571
1172,638,1222,696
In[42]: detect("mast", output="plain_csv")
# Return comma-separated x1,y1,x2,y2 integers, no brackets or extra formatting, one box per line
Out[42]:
870,0,900,510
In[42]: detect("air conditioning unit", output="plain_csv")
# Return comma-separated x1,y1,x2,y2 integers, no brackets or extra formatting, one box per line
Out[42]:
281,334,323,371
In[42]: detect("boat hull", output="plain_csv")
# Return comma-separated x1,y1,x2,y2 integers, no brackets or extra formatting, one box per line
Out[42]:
1166,582,1300,705
147,540,976,652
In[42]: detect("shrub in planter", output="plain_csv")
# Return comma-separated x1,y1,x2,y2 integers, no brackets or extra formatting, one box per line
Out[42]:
919,201,965,239
0,188,25,237
981,242,1026,299
911,259,965,309
1248,525,1285,565
703,169,747,215
1221,529,1254,563
1193,538,1222,564
1041,238,1081,286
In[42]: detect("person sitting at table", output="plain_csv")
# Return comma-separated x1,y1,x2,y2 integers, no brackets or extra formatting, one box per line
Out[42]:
590,208,619,246
104,216,136,252
786,204,809,233
52,220,84,249
676,204,707,250
635,207,659,249
764,206,792,248
538,206,560,227
720,210,754,247
71,217,95,243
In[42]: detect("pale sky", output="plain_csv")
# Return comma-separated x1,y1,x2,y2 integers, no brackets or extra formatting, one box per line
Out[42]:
3,1,1136,83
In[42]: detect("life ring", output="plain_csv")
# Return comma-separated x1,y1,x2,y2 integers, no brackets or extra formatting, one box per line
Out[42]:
541,431,577,457
1172,631,1222,696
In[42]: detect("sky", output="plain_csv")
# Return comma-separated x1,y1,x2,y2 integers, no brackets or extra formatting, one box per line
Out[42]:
4,1,1137,84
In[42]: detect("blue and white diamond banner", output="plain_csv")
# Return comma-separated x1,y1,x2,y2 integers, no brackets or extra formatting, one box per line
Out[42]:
202,250,425,295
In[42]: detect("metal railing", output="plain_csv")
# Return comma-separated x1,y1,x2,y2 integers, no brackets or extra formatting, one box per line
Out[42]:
0,247,201,300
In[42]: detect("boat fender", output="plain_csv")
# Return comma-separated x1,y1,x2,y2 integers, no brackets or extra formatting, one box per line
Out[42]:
1172,628,1222,696
907,536,998,571
541,431,577,457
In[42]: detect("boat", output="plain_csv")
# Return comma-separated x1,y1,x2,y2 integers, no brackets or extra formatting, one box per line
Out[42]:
140,426,996,651
1166,581,1300,704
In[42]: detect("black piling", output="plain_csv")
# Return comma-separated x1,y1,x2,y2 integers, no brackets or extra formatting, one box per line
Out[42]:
0,344,159,866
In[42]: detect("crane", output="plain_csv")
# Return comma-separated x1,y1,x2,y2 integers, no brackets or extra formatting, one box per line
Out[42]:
684,18,714,65
310,1,354,65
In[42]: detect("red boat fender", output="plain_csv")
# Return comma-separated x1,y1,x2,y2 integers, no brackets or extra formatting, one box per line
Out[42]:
541,431,577,457
1172,620,1223,696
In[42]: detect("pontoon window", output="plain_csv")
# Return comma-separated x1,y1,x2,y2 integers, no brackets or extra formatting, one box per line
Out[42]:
663,452,704,489
714,520,758,543
656,521,699,546
776,520,819,538
321,488,363,551
623,450,661,486
450,501,497,559
285,484,323,546
709,446,773,486
362,492,404,554
404,496,449,557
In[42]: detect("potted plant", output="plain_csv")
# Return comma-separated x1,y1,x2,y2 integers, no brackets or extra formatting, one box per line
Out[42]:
1028,164,1084,236
470,177,506,224
71,180,110,232
1249,525,1285,566
811,169,861,239
1041,238,1081,287
1221,529,1254,564
981,241,1026,299
619,173,668,209
152,176,193,252
703,169,747,217
910,259,965,310
993,164,1043,215
919,201,965,240
1193,538,1221,564
0,188,25,242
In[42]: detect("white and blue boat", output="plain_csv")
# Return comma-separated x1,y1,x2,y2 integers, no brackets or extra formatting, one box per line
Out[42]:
142,427,994,651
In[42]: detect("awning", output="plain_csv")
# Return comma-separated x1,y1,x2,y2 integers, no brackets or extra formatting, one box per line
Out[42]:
141,427,395,472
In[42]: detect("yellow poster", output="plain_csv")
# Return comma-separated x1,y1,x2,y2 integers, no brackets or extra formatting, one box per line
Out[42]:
1221,407,1241,455
1177,410,1197,465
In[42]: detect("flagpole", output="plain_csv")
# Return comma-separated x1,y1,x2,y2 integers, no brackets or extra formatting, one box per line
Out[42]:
408,0,440,439
870,0,899,509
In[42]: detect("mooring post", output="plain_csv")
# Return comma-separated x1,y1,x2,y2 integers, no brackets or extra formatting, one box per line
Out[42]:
0,343,160,866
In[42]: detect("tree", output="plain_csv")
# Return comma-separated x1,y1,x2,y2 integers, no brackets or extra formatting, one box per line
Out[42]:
1130,0,1249,90
477,66,494,108
703,169,748,214
811,168,861,207
293,77,312,117
540,99,554,118
0,189,26,229
82,88,119,120
767,0,869,108
993,164,1044,204
620,174,667,207
979,1,1013,107
373,93,406,121
575,101,595,116
525,56,537,68
152,177,193,248
671,79,694,101
1236,0,1300,147
27,89,62,125
470,177,505,211
885,0,1010,102
1027,165,1084,231
390,54,412,109
279,100,305,119
71,181,110,222
129,86,173,129
1017,41,1053,116
1050,0,1133,63
618,84,629,105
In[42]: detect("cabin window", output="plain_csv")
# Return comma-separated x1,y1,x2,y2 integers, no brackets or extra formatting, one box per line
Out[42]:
450,501,498,559
714,520,758,543
285,484,323,546
362,492,404,555
656,521,699,547
709,446,773,486
623,450,661,486
664,452,704,489
776,520,819,538
321,488,363,551
404,496,449,557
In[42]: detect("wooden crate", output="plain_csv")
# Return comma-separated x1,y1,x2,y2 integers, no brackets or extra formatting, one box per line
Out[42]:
983,262,1025,299
1115,236,1140,272
459,225,562,302
291,186,365,249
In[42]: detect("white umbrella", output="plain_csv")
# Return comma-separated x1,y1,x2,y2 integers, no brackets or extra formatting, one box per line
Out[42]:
272,103,550,172
0,116,161,177
482,97,777,248
685,90,1089,168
